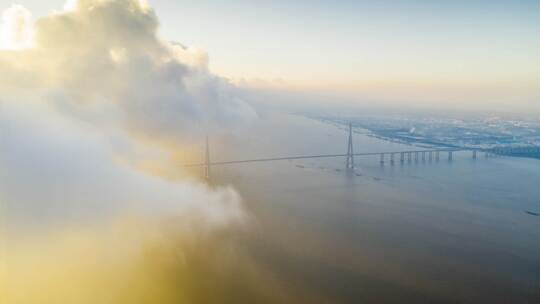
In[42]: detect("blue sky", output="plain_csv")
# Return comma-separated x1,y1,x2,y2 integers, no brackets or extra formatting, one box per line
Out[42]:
2,0,540,110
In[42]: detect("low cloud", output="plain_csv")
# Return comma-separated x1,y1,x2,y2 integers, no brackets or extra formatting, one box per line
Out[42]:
0,4,33,49
0,0,257,146
0,1,259,301
0,100,246,230
0,0,257,225
0,0,264,303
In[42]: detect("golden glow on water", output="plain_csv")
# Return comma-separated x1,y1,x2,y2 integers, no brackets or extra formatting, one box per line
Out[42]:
1,1,539,302
0,217,294,304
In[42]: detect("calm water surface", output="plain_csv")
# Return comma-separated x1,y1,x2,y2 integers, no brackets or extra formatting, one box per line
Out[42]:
210,114,540,303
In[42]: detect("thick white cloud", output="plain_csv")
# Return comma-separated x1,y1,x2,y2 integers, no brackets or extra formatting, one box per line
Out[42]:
0,0,256,229
1,0,257,145
0,101,246,230
0,4,33,49
0,2,260,302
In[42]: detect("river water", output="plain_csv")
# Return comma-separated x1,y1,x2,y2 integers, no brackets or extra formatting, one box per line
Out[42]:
209,113,540,303
3,112,539,303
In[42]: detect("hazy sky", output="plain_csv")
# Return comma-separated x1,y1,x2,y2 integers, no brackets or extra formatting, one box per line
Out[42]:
2,0,540,110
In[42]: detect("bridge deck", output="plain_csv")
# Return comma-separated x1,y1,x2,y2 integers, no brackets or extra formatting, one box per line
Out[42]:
182,148,466,167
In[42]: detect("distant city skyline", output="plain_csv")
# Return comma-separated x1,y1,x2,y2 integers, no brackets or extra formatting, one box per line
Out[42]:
2,0,539,111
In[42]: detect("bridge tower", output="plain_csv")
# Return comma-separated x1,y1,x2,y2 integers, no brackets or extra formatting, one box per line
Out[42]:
346,122,355,170
204,136,211,180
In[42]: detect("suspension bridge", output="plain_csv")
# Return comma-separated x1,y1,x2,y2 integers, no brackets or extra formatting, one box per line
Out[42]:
184,123,536,180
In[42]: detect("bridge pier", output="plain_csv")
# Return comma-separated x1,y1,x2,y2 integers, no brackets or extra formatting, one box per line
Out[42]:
380,153,385,164
429,151,433,161
400,152,405,163
472,150,477,159
435,151,440,161
422,151,426,161
448,151,453,161
414,152,419,162
390,153,395,165
407,152,412,163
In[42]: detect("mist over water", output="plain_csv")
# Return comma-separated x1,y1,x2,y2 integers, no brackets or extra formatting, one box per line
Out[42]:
1,1,539,303
2,112,540,303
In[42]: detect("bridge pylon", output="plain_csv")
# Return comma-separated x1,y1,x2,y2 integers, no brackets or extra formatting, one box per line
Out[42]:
204,136,211,180
346,122,354,170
